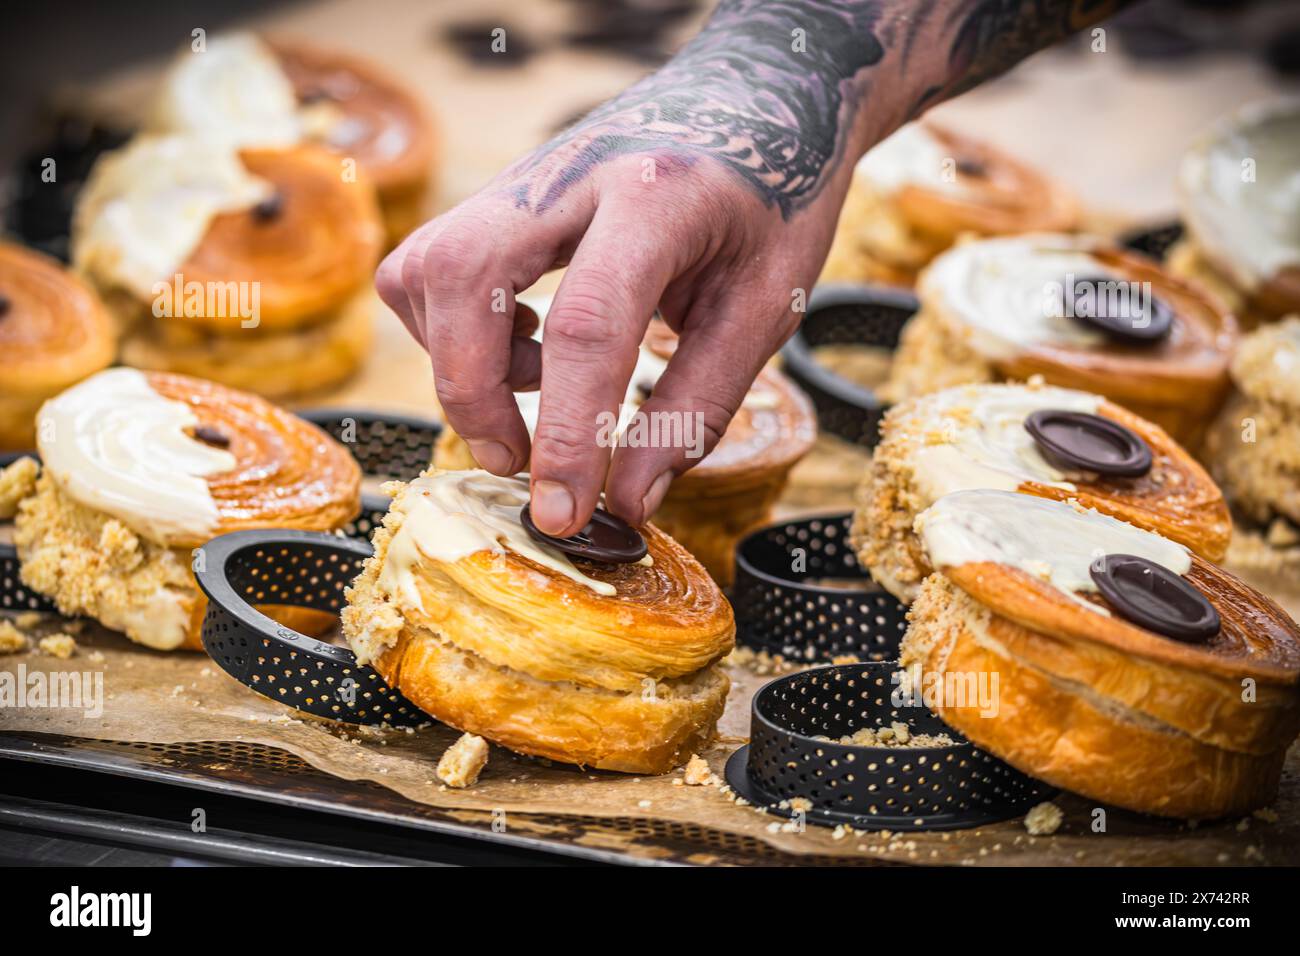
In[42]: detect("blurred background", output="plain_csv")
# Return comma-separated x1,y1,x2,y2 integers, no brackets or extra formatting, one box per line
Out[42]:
3,0,1299,236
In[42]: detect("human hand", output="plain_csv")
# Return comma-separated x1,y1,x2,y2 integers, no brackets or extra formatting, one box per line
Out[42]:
376,43,863,536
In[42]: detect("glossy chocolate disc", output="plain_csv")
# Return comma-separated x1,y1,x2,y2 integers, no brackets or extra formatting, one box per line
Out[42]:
1024,409,1152,477
520,504,648,564
1089,553,1220,642
1060,274,1173,343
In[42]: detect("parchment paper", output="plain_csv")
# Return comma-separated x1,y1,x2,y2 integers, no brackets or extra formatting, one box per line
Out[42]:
3,609,1297,866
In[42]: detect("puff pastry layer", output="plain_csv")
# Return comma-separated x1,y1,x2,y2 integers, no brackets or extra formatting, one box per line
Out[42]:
0,243,114,449
342,471,734,773
853,383,1232,602
883,236,1238,449
821,123,1079,286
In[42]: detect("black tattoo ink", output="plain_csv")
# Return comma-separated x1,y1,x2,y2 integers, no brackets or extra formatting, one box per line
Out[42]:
510,0,1129,220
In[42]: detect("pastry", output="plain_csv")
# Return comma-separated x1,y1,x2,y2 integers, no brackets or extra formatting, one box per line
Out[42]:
149,31,436,246
0,243,114,450
853,382,1231,603
10,368,361,651
882,233,1238,449
434,319,816,586
1204,318,1300,590
73,135,383,398
821,122,1079,287
1169,99,1300,328
901,489,1300,819
341,469,734,773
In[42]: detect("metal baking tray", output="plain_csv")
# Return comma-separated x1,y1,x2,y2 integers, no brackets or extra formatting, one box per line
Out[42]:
0,731,872,867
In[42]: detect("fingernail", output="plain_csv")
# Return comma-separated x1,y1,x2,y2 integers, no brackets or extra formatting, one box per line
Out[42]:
467,440,515,475
640,471,674,522
531,480,575,534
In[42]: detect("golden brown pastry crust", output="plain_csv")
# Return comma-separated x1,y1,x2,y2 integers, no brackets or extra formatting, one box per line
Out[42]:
270,39,436,246
173,145,383,332
885,244,1238,449
821,124,1079,286
341,476,735,772
119,288,373,399
853,392,1232,602
903,554,1300,818
0,243,114,449
144,372,361,548
12,374,360,650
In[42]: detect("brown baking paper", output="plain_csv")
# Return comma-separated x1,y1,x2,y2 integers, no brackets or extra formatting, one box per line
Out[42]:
2,611,1297,866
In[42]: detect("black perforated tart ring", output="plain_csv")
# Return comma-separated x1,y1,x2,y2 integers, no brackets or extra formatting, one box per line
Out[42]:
779,283,917,447
0,409,441,726
724,662,1055,831
731,513,909,665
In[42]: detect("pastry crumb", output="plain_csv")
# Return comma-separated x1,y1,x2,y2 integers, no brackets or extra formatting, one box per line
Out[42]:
1253,807,1279,824
1024,801,1063,836
682,753,716,786
822,721,955,748
0,620,30,654
38,633,78,660
0,456,39,519
13,611,45,631
435,732,489,788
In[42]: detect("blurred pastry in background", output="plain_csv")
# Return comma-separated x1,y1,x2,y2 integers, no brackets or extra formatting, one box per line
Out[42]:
853,382,1231,603
882,233,1238,449
821,123,1079,287
0,242,114,449
1169,99,1300,328
73,136,383,399
903,489,1300,819
1205,318,1300,590
434,318,817,587
9,368,361,651
149,32,436,246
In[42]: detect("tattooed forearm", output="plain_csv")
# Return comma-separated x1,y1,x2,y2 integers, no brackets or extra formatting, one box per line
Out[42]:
511,0,1131,220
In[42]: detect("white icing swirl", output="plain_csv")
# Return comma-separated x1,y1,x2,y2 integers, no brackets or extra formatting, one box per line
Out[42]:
854,123,965,196
1179,99,1300,291
921,234,1112,360
72,134,269,297
36,368,237,545
149,32,305,149
898,383,1102,504
380,471,616,602
917,489,1191,604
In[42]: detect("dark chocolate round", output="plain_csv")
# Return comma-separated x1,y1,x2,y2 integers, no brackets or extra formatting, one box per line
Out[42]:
1024,409,1152,478
0,293,10,317
520,504,648,564
252,192,284,223
1060,274,1173,343
1089,553,1220,643
191,424,231,449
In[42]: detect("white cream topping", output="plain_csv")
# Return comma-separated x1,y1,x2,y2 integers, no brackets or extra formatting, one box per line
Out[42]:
36,369,237,546
900,383,1102,503
72,134,270,297
917,489,1191,604
921,234,1111,360
854,123,965,196
1179,99,1300,291
379,471,617,603
149,33,304,148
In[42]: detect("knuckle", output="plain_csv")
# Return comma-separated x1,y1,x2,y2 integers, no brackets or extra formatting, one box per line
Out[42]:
435,376,492,414
375,251,408,307
420,229,490,290
532,416,597,465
